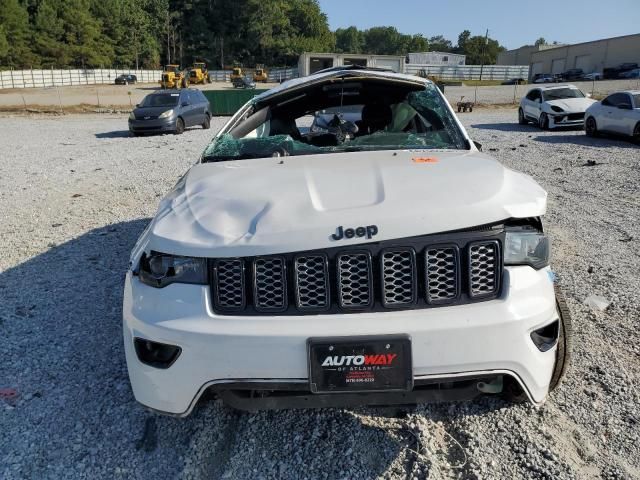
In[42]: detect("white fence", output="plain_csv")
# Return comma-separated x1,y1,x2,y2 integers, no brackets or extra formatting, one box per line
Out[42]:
0,66,300,89
0,69,162,89
405,64,530,81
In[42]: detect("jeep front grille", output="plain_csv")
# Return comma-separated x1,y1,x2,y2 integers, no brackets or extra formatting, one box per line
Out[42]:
208,232,503,315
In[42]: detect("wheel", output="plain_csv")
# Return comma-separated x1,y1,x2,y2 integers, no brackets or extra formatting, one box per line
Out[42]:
632,123,640,144
539,112,549,130
174,117,185,135
202,114,211,130
124,81,128,85
457,105,462,113
549,284,572,392
469,106,473,112
585,116,598,137
518,108,528,125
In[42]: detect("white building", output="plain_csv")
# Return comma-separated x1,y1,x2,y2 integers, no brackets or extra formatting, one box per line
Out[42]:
406,52,466,66
298,53,406,77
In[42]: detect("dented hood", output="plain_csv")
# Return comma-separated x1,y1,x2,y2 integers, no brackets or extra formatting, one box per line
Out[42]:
132,150,546,261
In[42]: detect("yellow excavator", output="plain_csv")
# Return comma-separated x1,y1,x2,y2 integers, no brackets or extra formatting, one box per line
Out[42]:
160,65,188,89
253,66,268,83
230,67,243,83
189,62,212,84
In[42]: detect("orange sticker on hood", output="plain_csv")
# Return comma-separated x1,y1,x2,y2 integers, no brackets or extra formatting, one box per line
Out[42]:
412,157,439,164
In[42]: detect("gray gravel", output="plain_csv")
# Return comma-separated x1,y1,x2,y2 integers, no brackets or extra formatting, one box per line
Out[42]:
1,111,639,479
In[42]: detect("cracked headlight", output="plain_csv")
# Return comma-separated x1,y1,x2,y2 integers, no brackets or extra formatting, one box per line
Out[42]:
504,228,550,269
139,252,207,288
159,109,174,119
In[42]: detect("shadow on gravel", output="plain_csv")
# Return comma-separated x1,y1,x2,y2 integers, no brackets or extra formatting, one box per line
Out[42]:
533,134,639,148
470,123,539,132
95,130,132,138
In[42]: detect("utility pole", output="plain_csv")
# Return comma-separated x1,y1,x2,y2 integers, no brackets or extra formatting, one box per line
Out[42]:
479,29,489,82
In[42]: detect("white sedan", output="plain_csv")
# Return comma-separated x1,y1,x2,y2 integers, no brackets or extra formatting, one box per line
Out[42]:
585,90,640,141
519,84,596,129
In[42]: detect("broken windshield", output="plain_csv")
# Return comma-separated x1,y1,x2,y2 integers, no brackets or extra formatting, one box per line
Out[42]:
203,81,467,162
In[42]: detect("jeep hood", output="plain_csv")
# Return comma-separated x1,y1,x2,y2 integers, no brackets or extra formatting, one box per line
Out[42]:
131,150,546,262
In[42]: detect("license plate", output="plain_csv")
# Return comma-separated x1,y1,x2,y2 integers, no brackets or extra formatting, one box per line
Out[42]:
308,335,412,393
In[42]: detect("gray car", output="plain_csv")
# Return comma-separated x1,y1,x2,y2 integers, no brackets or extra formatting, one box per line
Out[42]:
128,89,212,136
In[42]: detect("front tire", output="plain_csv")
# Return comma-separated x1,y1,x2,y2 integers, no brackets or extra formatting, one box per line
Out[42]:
633,122,640,143
585,116,598,137
174,117,185,135
518,108,528,125
539,112,549,130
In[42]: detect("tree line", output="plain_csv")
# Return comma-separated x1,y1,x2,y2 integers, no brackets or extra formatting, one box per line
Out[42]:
0,0,505,69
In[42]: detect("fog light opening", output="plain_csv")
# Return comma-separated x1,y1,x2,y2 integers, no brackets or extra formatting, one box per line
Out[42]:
530,320,559,352
134,338,181,369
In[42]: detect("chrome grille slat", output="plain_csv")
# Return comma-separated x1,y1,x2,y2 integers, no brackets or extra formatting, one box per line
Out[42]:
253,257,287,311
425,247,459,303
381,249,415,307
295,254,329,310
337,253,373,308
469,242,499,297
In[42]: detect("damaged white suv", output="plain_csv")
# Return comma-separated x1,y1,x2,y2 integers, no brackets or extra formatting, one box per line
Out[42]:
123,67,571,416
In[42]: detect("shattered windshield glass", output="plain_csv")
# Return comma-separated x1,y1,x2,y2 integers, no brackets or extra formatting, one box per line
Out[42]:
203,83,467,162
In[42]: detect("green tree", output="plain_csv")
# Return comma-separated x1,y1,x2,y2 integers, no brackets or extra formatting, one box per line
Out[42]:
461,35,504,64
335,26,364,53
407,34,428,52
456,30,470,53
0,0,34,67
534,37,546,47
364,26,404,55
428,34,453,52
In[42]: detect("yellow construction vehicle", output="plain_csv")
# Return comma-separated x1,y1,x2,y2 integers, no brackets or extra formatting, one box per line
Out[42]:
160,65,188,89
253,66,268,83
230,67,243,83
188,62,211,84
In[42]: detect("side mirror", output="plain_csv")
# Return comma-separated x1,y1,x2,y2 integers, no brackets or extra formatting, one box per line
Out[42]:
135,103,141,108
618,103,632,110
473,140,483,151
537,98,542,103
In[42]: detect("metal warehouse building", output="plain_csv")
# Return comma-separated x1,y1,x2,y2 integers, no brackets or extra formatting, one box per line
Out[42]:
298,52,406,76
497,44,562,66
528,33,640,79
406,51,466,65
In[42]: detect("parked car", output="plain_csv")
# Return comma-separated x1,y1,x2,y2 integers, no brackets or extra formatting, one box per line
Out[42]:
533,74,555,84
559,68,584,81
604,63,639,79
619,68,640,79
582,72,602,81
502,78,526,85
123,67,571,415
232,75,256,89
519,84,596,129
585,90,640,141
115,74,137,85
128,89,211,136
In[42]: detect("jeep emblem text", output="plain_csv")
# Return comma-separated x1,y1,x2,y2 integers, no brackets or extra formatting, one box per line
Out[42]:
331,225,378,241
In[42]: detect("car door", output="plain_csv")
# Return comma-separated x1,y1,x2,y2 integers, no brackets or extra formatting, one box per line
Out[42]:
192,90,207,124
524,89,542,120
613,93,637,135
604,93,631,134
180,91,197,126
597,94,619,132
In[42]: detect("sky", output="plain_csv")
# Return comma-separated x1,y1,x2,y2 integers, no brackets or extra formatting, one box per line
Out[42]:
317,0,640,50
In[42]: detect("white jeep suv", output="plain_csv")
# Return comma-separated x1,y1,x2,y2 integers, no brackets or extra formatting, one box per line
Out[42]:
123,68,571,416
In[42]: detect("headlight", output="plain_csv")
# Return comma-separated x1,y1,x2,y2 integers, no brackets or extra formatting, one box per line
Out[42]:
129,112,135,120
138,252,207,288
550,105,564,113
159,109,174,119
504,228,550,269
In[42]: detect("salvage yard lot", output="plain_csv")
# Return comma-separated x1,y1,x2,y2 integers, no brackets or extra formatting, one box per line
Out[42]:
1,111,639,479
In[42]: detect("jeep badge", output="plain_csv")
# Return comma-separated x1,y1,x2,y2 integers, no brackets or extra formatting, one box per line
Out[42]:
331,225,378,240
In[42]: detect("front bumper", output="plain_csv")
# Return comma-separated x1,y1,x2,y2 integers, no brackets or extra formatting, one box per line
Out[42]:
128,117,176,133
548,113,585,128
123,266,559,416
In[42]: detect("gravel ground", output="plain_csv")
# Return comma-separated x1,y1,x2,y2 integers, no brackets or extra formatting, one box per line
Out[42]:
1,111,639,479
